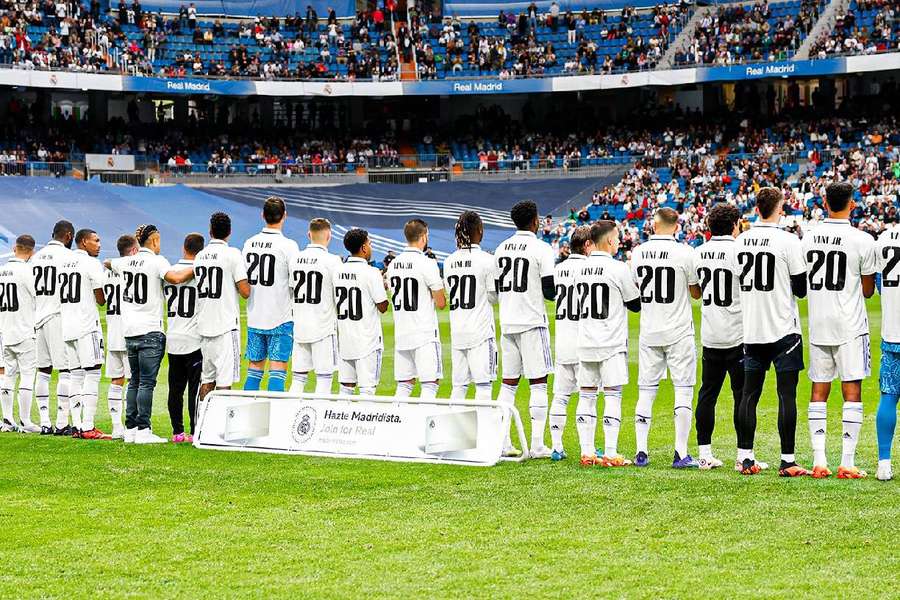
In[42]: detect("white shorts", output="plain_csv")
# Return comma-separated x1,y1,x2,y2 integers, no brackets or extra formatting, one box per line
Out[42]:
105,349,131,380
0,335,4,371
200,330,241,388
451,338,497,387
500,326,553,380
638,336,697,387
2,338,36,380
395,341,443,382
808,335,871,383
64,331,104,370
338,349,383,390
554,362,579,397
36,315,68,370
292,334,338,376
578,352,630,389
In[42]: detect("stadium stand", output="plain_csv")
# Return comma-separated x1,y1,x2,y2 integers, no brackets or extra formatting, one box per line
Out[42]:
809,0,900,57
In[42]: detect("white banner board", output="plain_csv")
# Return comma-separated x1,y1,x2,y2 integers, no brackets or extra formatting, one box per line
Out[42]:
194,391,526,466
85,153,136,172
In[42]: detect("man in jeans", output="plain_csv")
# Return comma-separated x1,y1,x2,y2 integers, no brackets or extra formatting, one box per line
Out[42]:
106,225,194,444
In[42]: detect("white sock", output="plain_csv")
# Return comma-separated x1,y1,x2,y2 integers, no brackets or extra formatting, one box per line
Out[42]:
396,381,414,398
0,382,13,423
674,385,694,458
737,448,751,463
107,383,124,432
55,372,71,429
81,370,101,430
781,453,795,463
359,386,375,395
314,374,333,396
808,402,828,467
68,369,85,430
602,386,623,457
474,383,492,402
420,382,438,399
339,384,355,396
450,385,468,399
529,383,548,449
18,370,35,426
699,444,712,460
549,393,569,452
575,389,597,457
290,372,308,394
841,402,863,468
36,371,51,427
635,386,657,454
498,383,517,448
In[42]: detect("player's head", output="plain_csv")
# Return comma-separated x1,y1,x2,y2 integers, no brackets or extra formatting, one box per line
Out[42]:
210,212,231,241
263,196,286,226
343,228,371,260
510,201,539,232
75,228,101,258
52,219,75,248
183,233,204,259
117,234,138,257
755,187,784,221
135,224,161,254
404,218,429,249
14,234,35,260
824,181,855,216
569,225,591,256
652,207,679,235
706,203,741,238
308,217,332,246
589,220,620,255
455,211,484,249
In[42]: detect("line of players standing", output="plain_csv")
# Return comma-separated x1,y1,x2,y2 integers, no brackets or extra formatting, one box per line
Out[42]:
1,189,899,479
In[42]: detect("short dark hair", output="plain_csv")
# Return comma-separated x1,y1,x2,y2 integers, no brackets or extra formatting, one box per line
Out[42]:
343,228,369,255
510,201,538,230
589,220,618,245
403,218,428,243
75,228,97,246
654,207,679,227
706,203,741,236
455,210,483,249
825,182,854,213
309,218,331,233
184,233,205,255
15,234,35,250
569,225,591,254
117,234,138,256
52,220,74,242
263,196,286,224
756,187,784,219
210,212,231,240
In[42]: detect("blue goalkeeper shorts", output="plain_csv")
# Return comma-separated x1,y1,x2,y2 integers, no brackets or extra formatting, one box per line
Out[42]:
880,341,900,395
246,322,294,363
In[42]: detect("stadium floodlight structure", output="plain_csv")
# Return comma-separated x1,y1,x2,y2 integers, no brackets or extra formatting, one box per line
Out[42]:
194,390,529,466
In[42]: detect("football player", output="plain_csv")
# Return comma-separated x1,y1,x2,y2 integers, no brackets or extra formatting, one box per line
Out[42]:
876,213,900,481
103,234,138,440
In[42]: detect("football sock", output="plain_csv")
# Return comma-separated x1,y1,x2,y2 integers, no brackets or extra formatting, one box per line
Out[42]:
420,382,438,399
267,369,287,392
0,381,13,424
737,368,766,454
450,385,468,399
876,392,899,461
290,372,309,394
359,386,375,395
529,383,548,449
339,384,355,396
36,372,51,427
699,444,712,460
108,383,124,432
54,371,70,429
498,383,517,448
68,369,85,431
673,385,694,458
549,393,569,452
781,453,796,464
841,401,864,468
18,370,35,426
474,383,492,402
314,374,332,396
635,385,657,454
575,389,597,457
244,368,264,391
81,370,101,430
808,402,828,467
602,386,623,457
396,381,414,398
775,370,799,456
695,373,717,448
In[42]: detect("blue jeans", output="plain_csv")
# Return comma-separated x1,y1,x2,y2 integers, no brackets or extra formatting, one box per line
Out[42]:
125,332,166,430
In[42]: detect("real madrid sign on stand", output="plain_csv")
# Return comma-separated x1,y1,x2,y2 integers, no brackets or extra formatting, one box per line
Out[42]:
193,391,528,466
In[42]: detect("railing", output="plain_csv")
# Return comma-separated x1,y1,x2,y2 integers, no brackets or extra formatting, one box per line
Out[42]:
0,161,83,177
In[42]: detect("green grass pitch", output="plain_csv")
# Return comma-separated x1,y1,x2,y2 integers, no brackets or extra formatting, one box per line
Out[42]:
1,297,898,598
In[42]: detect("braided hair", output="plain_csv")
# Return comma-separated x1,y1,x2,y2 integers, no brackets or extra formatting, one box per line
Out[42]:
455,210,483,250
135,224,158,247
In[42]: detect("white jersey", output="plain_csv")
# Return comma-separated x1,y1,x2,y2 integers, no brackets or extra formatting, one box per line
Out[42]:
442,244,497,350
194,240,248,338
58,249,104,341
495,230,556,334
735,222,805,344
877,225,900,344
576,251,640,360
109,248,174,338
386,247,443,351
291,243,342,343
333,256,388,360
32,240,70,328
0,258,37,346
103,270,126,352
242,228,299,331
164,259,201,355
802,218,876,346
695,236,743,349
553,253,586,364
631,235,698,347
